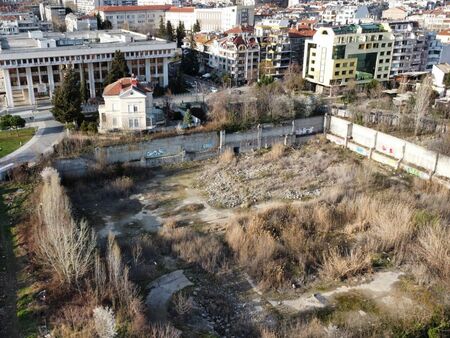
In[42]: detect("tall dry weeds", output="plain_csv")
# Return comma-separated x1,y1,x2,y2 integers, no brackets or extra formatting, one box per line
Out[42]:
36,167,96,287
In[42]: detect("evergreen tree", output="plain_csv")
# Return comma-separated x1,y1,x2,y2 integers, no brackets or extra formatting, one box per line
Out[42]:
166,21,174,41
96,13,102,29
158,17,166,38
80,64,88,103
176,21,186,48
51,68,82,124
169,69,186,94
103,19,112,30
104,50,130,86
193,20,201,33
181,50,199,76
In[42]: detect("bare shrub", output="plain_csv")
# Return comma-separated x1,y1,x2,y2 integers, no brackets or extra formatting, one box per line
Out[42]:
416,222,450,280
161,227,226,273
110,176,134,196
219,148,235,165
148,322,181,338
93,306,117,338
36,167,96,287
266,142,286,160
163,217,180,230
226,204,349,289
320,247,372,281
173,291,193,317
106,233,139,307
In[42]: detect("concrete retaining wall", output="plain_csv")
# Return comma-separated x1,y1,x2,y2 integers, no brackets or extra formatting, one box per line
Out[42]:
55,116,324,178
325,115,450,188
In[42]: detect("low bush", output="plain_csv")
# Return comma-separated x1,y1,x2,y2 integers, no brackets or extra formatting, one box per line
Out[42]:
219,148,235,165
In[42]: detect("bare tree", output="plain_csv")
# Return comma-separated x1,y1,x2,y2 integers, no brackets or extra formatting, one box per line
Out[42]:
414,75,434,135
93,306,117,338
37,167,96,287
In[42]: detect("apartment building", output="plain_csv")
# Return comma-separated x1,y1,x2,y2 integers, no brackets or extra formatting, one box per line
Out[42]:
96,5,169,31
255,19,292,78
321,5,371,26
303,24,395,93
208,34,259,85
76,0,137,14
408,10,450,31
39,4,66,25
65,13,97,32
388,21,427,76
0,17,53,35
0,30,176,108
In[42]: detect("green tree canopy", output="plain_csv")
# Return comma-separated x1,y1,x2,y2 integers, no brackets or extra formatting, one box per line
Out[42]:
193,20,201,33
80,64,88,103
104,50,130,86
51,68,83,124
158,16,166,38
176,21,186,48
181,50,199,76
0,114,26,130
166,21,174,41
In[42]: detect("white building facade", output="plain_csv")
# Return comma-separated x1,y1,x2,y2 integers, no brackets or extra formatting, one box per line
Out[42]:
0,30,176,108
99,77,164,132
65,13,98,32
96,5,169,31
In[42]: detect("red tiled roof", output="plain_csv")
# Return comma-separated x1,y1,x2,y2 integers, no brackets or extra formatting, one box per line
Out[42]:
96,5,171,12
225,25,254,34
168,6,195,13
438,29,450,36
103,77,152,96
288,28,315,38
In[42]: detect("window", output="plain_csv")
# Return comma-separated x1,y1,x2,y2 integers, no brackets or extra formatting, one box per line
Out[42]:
350,62,355,66
380,51,385,56
388,43,392,47
349,70,354,74
128,119,133,128
342,70,347,75
335,71,339,76
358,44,364,50
134,119,139,128
336,63,341,68
381,43,386,47
343,62,348,67
128,104,138,113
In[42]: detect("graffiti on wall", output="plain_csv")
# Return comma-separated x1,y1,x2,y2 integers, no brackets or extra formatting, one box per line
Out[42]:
146,149,165,158
296,126,315,135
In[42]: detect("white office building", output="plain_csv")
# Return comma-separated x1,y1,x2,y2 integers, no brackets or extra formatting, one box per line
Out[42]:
96,5,169,31
0,30,176,108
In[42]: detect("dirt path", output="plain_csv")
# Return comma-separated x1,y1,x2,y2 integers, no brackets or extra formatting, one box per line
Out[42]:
145,270,193,322
0,187,19,338
268,271,404,312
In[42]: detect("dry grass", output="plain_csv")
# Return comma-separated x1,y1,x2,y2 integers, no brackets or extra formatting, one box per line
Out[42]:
109,176,134,196
320,247,372,281
160,227,227,273
266,142,286,160
416,222,450,281
218,148,235,165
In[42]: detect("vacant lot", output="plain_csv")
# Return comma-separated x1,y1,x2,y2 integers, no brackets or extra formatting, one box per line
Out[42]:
0,128,35,158
11,136,449,337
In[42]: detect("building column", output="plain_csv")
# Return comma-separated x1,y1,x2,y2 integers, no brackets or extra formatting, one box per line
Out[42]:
25,67,35,106
47,65,55,98
145,59,151,82
16,68,21,89
163,58,168,87
127,61,133,76
98,62,103,82
88,63,95,98
3,69,14,108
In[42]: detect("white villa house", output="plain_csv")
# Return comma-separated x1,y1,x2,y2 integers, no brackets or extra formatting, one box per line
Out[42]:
98,77,164,132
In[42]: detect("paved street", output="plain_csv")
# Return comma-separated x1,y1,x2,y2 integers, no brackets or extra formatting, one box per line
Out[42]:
0,109,65,167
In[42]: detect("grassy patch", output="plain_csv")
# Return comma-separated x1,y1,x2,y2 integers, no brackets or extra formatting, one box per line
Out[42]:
0,128,35,158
